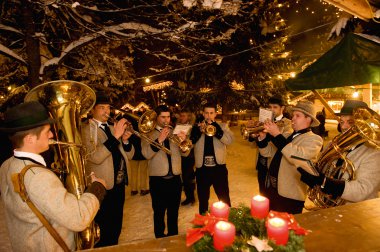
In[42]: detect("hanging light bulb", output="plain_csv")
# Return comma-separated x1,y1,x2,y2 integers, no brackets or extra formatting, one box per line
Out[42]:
145,78,151,83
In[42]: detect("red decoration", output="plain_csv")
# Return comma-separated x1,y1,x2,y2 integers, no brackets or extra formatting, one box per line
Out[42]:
213,221,236,251
210,201,230,219
251,195,269,219
266,211,309,235
186,214,228,247
267,217,289,245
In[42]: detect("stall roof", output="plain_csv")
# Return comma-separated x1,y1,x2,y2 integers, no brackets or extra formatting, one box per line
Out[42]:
285,33,380,91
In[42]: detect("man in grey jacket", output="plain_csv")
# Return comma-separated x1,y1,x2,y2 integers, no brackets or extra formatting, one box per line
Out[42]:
0,101,106,252
190,103,234,214
298,100,380,204
258,100,323,214
142,105,188,238
81,92,133,247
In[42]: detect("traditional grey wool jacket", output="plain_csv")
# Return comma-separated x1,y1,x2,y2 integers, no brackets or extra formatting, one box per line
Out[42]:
142,127,189,176
337,143,380,202
259,131,323,201
81,119,134,190
0,157,100,252
193,122,234,168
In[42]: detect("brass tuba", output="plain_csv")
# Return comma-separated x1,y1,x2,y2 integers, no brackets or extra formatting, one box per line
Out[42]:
308,107,380,209
24,80,99,250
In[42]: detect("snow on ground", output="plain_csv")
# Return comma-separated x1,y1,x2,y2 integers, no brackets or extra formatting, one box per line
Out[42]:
0,121,339,249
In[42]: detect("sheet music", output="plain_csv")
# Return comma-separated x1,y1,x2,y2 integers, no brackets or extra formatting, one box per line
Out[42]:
259,108,273,123
173,124,192,135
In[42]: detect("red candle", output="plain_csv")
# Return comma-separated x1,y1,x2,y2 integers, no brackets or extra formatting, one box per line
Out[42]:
251,195,269,219
210,201,230,219
213,221,236,251
267,217,289,245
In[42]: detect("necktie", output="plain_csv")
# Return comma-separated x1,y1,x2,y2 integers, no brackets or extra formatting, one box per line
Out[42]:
101,123,112,138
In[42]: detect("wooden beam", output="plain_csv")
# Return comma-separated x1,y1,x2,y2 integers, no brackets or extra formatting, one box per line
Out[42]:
312,89,339,120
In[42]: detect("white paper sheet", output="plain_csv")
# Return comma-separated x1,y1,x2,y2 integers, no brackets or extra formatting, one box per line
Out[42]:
259,108,273,123
173,124,192,135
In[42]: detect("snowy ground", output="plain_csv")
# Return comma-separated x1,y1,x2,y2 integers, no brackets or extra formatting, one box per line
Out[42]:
0,121,339,250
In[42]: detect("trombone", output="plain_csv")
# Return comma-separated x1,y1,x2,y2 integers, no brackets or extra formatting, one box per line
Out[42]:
106,108,171,155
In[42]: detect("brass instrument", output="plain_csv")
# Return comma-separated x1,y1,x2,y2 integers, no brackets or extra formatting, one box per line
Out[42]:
108,107,171,155
164,123,193,152
24,80,99,249
241,121,285,139
308,107,380,209
200,120,217,137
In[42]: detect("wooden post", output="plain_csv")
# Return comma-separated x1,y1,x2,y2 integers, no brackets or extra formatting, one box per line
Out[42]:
312,90,339,120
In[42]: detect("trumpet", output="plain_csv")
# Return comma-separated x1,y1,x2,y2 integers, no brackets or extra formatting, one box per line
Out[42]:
243,120,285,136
106,109,171,155
200,120,217,137
164,123,193,152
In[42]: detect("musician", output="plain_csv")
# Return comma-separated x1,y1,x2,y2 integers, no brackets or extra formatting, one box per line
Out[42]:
298,100,380,203
177,109,196,206
248,96,293,197
258,100,323,214
0,101,106,252
128,119,149,196
141,105,189,238
81,92,134,247
190,103,234,214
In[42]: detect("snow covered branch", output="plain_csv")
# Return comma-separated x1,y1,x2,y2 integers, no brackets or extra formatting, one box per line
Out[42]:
0,43,27,65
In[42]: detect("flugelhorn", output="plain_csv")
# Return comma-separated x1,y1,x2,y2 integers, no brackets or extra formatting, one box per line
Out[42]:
244,120,285,134
200,120,217,137
106,108,171,155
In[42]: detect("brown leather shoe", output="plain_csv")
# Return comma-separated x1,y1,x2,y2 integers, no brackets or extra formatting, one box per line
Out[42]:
131,191,138,196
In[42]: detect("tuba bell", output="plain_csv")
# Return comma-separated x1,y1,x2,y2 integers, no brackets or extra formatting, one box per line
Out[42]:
24,80,99,249
308,107,380,209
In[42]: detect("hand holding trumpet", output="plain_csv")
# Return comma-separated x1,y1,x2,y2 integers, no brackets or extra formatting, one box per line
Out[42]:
262,119,281,137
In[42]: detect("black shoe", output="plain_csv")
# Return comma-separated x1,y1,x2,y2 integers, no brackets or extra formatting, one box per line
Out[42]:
140,190,150,196
181,199,195,206
131,190,138,196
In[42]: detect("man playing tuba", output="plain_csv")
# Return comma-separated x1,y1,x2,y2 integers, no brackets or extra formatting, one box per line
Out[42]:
0,101,106,252
298,100,380,204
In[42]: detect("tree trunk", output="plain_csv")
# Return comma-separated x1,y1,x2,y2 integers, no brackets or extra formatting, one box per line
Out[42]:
21,0,41,88
221,101,229,123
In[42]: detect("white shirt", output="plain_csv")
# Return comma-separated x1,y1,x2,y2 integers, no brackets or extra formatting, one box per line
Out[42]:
13,150,47,166
92,118,108,130
275,114,284,122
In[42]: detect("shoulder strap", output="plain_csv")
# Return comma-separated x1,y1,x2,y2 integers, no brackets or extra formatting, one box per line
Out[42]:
11,164,71,252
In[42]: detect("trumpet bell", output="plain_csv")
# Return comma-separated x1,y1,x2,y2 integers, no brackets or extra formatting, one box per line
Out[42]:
205,125,216,137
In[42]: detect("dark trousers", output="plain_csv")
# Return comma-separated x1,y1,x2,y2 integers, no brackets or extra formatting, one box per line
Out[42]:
256,155,268,197
149,175,182,238
94,182,125,247
181,157,195,201
266,186,304,214
196,165,231,214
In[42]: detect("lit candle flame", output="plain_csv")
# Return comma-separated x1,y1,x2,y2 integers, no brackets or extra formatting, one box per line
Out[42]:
268,217,286,228
253,195,267,202
213,201,226,209
216,221,231,231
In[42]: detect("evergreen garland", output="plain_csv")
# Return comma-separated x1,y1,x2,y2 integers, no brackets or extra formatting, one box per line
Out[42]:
191,206,305,252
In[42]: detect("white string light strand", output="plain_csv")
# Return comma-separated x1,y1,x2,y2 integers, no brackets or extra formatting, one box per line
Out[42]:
134,21,336,81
